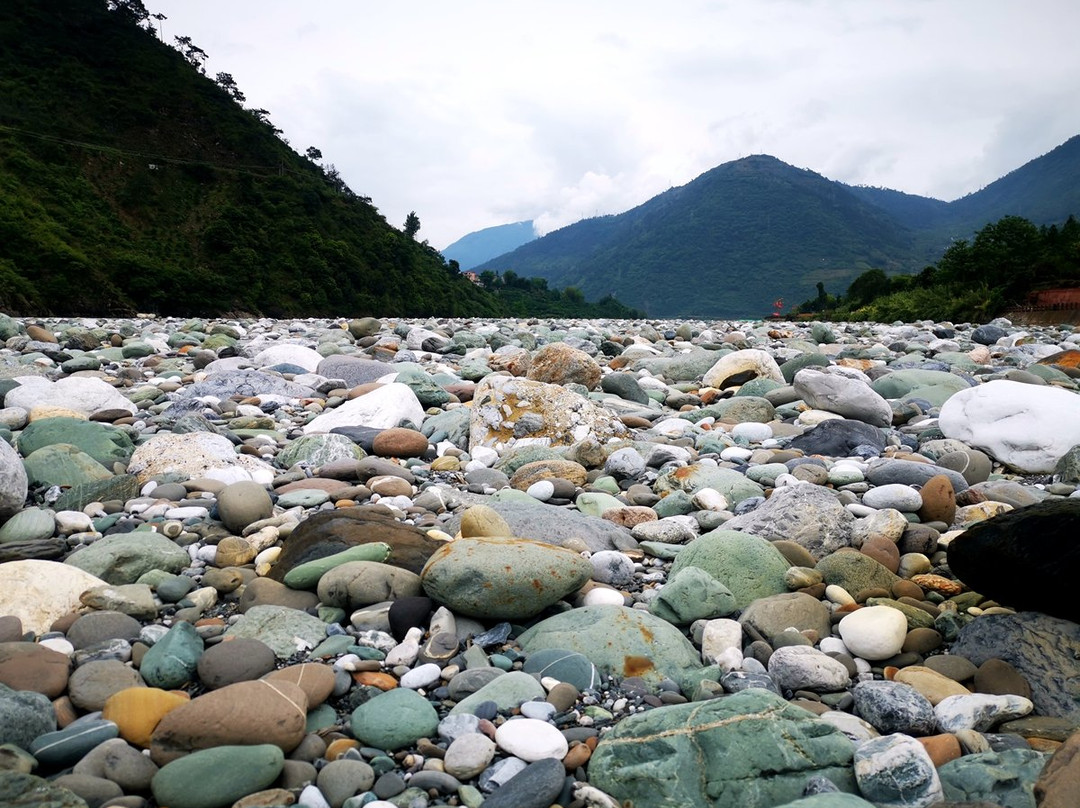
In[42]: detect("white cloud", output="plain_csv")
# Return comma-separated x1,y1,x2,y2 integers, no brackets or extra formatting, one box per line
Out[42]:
145,0,1080,247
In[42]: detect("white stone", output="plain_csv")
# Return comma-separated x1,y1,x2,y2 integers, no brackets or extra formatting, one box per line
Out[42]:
400,662,442,690
796,409,844,426
819,710,881,743
470,446,498,467
252,344,324,372
825,584,855,606
819,637,849,656
297,785,332,808
304,382,425,434
939,379,1080,473
443,733,496,780
838,606,908,661
691,488,728,511
127,431,275,486
526,480,555,501
793,368,893,427
700,618,743,664
854,734,943,808
702,349,784,388
934,693,1033,732
0,560,107,635
583,587,625,607
0,434,28,518
494,717,569,762
4,375,138,417
731,422,773,442
862,484,923,512
714,647,744,673
767,645,851,692
719,446,753,462
39,637,74,656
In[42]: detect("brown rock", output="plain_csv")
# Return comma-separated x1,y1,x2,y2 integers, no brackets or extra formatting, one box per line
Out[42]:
325,738,361,760
894,665,971,705
149,679,309,765
1035,729,1080,808
0,641,70,698
25,324,57,343
911,573,963,597
772,540,817,568
918,733,962,767
213,536,257,568
459,505,513,538
102,687,190,747
974,658,1032,700
562,741,592,771
352,671,398,691
0,616,24,642
196,637,277,689
601,506,657,528
262,663,336,708
509,459,588,491
526,343,602,390
268,507,443,580
891,580,925,600
902,627,943,655
371,428,430,458
67,659,145,711
917,475,956,526
238,578,320,613
861,536,900,573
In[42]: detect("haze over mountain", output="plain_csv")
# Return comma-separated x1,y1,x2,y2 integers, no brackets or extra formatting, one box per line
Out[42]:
472,136,1080,318
441,221,537,271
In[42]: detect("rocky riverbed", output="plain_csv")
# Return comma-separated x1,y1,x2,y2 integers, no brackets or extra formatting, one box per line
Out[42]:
1,311,1080,808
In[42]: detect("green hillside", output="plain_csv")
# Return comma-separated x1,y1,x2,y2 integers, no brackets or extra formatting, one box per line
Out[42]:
476,140,1080,319
0,0,501,317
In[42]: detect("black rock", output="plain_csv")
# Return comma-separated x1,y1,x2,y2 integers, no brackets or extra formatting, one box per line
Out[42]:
481,758,566,808
787,419,885,457
950,611,1080,721
947,499,1080,621
387,596,433,642
972,324,1008,345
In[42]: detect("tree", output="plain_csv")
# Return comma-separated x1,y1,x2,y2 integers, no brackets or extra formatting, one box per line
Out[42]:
845,268,890,306
305,146,323,163
403,211,421,240
214,72,245,104
173,35,208,74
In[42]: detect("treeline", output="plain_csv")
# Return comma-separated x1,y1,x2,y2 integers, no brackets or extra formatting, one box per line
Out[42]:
478,270,645,318
791,215,1080,322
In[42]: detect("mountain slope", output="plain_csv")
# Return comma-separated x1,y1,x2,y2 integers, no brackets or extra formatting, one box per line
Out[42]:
477,156,918,318
476,140,1080,318
0,0,501,317
442,220,536,271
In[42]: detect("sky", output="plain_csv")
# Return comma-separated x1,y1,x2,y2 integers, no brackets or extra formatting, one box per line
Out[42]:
143,0,1080,249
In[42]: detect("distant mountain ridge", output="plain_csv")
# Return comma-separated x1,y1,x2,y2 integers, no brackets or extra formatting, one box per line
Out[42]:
473,136,1080,318
442,220,536,270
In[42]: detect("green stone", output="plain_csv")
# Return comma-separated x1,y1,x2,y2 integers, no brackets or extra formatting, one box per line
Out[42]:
0,772,90,808
668,529,790,610
780,353,831,383
0,507,55,544
864,597,936,629
23,444,112,488
648,566,737,625
152,744,284,808
938,748,1047,807
350,688,439,750
139,621,204,689
275,433,365,469
18,417,134,468
654,464,764,506
518,605,705,690
681,396,775,424
64,530,190,584
276,489,330,508
53,474,140,512
224,604,329,658
282,542,391,590
575,491,625,518
59,355,102,374
735,377,783,397
652,489,695,518
448,670,546,716
590,689,857,808
815,551,900,595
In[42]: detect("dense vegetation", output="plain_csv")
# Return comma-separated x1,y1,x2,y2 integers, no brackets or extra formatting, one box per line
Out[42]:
791,215,1080,322
475,139,1080,319
0,0,635,319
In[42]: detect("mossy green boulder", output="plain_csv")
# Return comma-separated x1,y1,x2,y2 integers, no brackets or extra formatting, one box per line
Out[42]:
18,417,134,468
668,529,790,609
151,744,284,808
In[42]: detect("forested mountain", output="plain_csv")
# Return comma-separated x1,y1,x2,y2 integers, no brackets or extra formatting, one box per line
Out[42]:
0,0,501,317
476,138,1080,318
441,221,536,271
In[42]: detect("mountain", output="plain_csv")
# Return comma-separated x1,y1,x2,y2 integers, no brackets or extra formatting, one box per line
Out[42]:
0,0,500,318
442,220,536,271
476,139,1080,319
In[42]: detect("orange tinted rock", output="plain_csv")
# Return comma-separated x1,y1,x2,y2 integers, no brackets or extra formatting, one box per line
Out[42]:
352,671,398,691
919,733,962,767
102,687,190,747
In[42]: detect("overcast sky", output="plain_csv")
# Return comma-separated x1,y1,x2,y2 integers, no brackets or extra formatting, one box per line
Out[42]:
143,0,1080,249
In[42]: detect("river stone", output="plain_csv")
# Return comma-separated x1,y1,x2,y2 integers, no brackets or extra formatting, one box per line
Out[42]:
215,480,274,535
350,687,439,750
738,592,832,642
444,498,634,553
682,396,776,424
151,744,284,808
4,376,137,417
128,431,274,485
852,680,937,736
282,542,391,590
139,621,204,690
269,507,443,579
67,659,145,711
29,718,120,769
648,565,737,625
520,649,600,691
0,507,55,544
653,464,765,506
950,612,1080,721
317,561,422,610
316,355,393,386
195,638,277,689
22,444,112,488
838,606,909,661
788,418,885,457
702,348,785,389
0,437,27,518
589,688,856,808
17,417,133,468
947,499,1080,622
304,382,425,434
173,368,316,402
938,748,1047,807
870,369,972,407
53,474,140,513
150,679,308,764
421,536,591,620
65,531,189,585
448,670,547,717
722,484,854,560
224,604,329,658
517,605,705,689
527,342,602,389
940,379,1080,473
0,772,89,808
469,375,626,452
668,529,790,610
1034,729,1080,808
865,458,969,493
277,433,365,469
0,642,71,698
815,551,900,596
853,733,943,808
793,367,893,427
0,560,108,636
